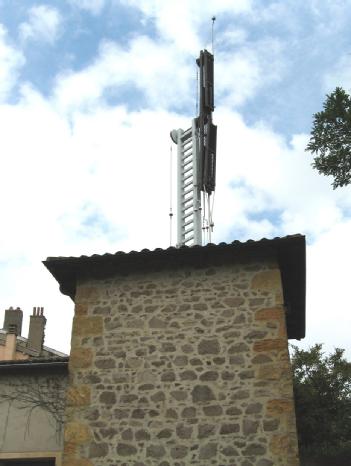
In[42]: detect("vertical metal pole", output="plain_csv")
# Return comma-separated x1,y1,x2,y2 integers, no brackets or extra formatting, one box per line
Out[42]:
192,119,202,246
176,129,184,247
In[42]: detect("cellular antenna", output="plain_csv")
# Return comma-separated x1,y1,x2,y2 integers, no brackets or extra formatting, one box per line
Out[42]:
170,48,217,247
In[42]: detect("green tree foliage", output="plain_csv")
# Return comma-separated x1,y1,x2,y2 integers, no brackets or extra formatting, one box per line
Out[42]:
306,87,351,188
291,344,351,463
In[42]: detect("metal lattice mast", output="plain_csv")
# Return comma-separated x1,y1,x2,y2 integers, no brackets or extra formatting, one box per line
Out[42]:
171,49,217,248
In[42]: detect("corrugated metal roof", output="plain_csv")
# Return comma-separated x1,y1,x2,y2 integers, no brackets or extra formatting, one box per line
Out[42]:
45,235,301,262
44,235,306,340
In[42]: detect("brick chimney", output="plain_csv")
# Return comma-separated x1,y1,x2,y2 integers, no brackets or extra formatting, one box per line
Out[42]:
3,306,23,336
27,307,46,354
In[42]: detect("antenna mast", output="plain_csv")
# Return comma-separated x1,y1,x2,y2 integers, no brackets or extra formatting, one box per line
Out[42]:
170,46,217,247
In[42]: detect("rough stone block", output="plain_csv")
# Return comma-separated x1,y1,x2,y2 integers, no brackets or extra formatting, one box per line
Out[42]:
73,316,103,336
157,428,172,439
257,460,274,466
228,342,249,353
69,347,93,369
100,391,116,405
203,405,223,416
170,445,188,459
220,423,240,435
198,338,221,355
75,304,88,315
149,316,167,328
63,459,93,466
67,385,91,407
243,419,259,435
223,297,245,307
191,385,215,403
269,435,291,456
200,371,219,381
263,419,280,431
146,444,166,459
245,402,263,414
254,338,287,352
199,442,218,459
117,443,137,456
64,422,91,445
221,446,238,457
75,286,99,302
182,406,196,418
89,442,109,458
258,364,289,380
95,357,116,369
198,423,216,438
135,429,150,440
177,423,193,439
267,399,294,417
243,443,266,455
251,269,281,292
255,307,284,321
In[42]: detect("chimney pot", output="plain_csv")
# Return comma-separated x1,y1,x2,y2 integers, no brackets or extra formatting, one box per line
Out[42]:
27,306,46,355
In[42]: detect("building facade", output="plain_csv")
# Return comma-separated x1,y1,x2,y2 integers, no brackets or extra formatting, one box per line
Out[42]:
0,308,68,465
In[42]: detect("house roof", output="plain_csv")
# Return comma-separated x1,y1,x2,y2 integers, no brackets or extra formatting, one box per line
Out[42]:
43,235,306,340
0,329,68,358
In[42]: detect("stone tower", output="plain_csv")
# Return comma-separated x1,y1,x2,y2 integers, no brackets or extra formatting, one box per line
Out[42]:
45,235,305,466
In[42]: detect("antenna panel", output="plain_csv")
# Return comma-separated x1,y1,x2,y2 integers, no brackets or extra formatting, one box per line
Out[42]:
173,121,202,247
203,51,214,111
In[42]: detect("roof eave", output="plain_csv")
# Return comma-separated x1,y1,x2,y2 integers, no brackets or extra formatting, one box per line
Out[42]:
43,236,306,340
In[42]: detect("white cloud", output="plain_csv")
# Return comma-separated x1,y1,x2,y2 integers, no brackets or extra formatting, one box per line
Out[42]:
0,25,25,102
52,37,195,114
214,109,351,241
323,54,351,93
19,5,62,44
67,0,106,15
0,0,350,358
52,28,285,117
215,36,284,107
0,85,189,351
1,80,351,354
120,0,253,52
296,221,351,359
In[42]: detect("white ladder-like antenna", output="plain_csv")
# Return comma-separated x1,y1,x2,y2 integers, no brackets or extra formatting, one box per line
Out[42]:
171,121,202,246
170,48,217,248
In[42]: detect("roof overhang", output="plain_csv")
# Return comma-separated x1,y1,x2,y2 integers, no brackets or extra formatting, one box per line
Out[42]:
43,236,306,340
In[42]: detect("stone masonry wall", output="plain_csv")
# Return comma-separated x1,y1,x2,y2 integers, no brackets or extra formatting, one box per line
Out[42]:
63,259,299,466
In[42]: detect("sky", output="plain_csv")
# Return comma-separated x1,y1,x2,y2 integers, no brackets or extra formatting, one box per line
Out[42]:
0,0,350,359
